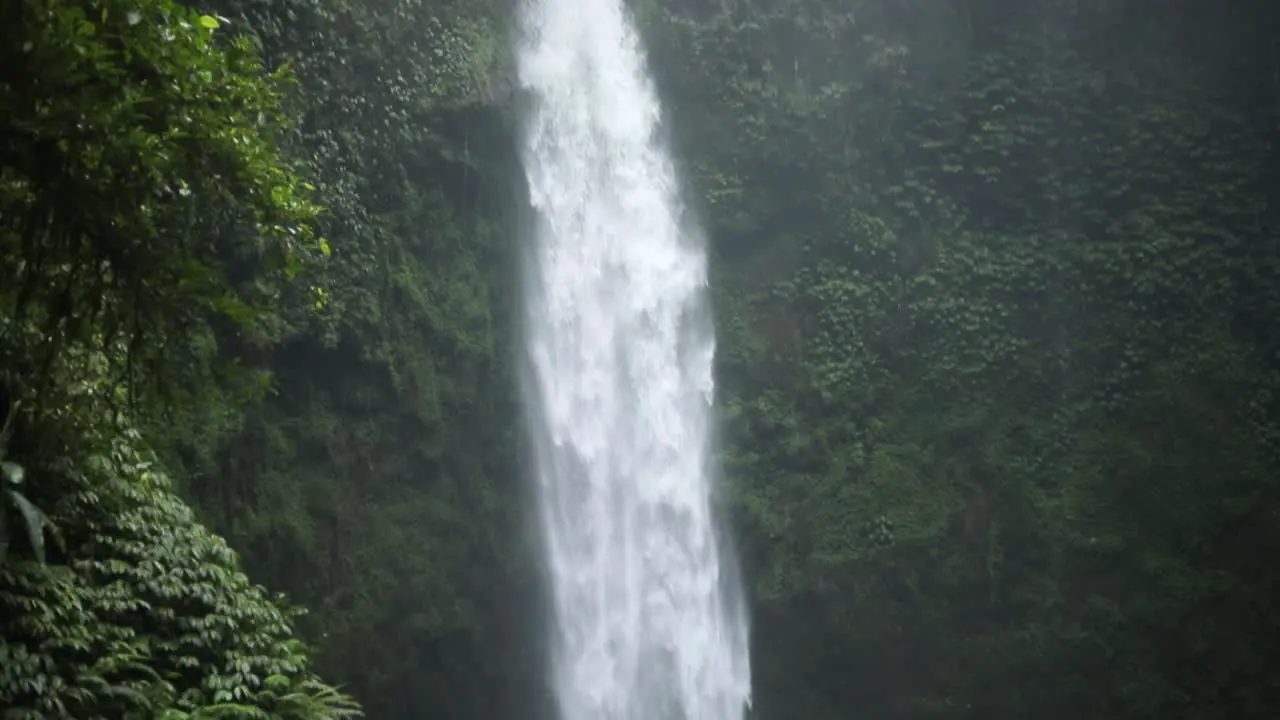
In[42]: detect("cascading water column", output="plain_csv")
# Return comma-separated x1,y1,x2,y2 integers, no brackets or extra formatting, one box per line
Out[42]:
515,1,752,720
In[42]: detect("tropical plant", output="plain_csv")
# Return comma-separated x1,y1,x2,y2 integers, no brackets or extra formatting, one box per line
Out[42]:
0,372,57,565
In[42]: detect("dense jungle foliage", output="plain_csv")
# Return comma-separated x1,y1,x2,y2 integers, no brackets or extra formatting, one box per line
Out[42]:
2,0,1278,718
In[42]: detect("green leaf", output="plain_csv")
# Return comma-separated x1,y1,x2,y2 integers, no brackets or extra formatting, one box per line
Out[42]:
0,498,9,564
7,488,46,564
198,14,220,29
0,396,16,457
2,459,24,485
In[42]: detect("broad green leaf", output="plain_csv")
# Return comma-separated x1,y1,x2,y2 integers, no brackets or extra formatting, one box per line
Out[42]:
0,396,16,457
2,460,24,485
7,488,46,564
0,497,9,563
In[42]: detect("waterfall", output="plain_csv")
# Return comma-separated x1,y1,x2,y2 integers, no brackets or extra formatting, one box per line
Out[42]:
515,1,752,719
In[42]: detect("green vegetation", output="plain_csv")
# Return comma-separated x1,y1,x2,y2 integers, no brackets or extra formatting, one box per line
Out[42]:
647,1,1280,717
2,0,1278,718
0,0,354,715
0,363,360,717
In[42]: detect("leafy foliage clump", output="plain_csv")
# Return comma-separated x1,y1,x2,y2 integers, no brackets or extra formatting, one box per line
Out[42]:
0,0,327,401
0,361,360,718
1,374,59,566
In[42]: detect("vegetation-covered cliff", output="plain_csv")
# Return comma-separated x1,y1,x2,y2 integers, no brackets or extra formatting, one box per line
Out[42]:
644,2,1280,717
2,0,1278,718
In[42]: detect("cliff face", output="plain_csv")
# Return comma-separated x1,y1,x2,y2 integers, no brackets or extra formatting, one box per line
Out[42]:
641,3,1280,718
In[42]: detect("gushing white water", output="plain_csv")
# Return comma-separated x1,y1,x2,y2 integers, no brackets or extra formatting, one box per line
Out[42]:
515,1,752,720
